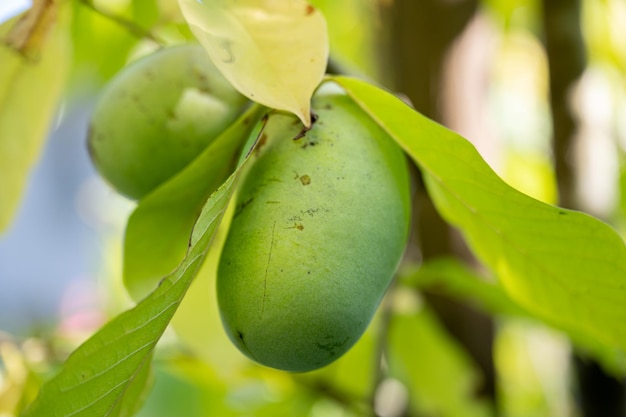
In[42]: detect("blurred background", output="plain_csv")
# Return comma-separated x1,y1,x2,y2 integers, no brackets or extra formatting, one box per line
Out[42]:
1,0,625,416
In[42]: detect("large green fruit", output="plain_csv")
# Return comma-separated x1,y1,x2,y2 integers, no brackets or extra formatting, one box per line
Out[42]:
217,85,411,372
88,44,248,200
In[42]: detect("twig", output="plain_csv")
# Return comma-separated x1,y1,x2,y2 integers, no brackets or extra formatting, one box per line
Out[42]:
76,0,164,46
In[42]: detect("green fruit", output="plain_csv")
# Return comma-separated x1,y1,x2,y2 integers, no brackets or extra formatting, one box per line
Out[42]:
217,85,411,372
88,44,248,200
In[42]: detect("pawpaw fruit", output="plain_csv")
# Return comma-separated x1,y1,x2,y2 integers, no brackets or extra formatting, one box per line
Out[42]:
88,44,248,199
217,84,411,372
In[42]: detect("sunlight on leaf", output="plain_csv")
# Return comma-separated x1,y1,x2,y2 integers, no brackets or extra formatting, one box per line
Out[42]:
21,119,265,417
0,7,70,233
124,104,266,301
332,76,626,355
178,0,328,127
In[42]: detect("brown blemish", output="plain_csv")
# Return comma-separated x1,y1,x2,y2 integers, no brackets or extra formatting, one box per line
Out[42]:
299,175,311,185
285,221,304,230
286,223,304,231
300,207,328,217
305,5,315,15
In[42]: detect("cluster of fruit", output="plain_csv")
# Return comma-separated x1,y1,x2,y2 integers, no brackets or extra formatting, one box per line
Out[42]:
88,44,411,372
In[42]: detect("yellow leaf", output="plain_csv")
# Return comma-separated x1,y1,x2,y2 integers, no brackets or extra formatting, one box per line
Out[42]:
0,6,70,232
178,0,328,127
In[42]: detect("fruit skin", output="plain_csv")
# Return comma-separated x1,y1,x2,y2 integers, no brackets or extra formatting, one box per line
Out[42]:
88,44,248,200
217,86,411,372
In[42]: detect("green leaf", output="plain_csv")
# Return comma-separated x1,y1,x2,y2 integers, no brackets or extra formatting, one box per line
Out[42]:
332,76,626,353
124,104,266,301
22,118,265,417
131,0,160,29
69,1,137,85
178,0,328,127
403,258,626,374
0,10,70,232
387,309,494,417
108,355,154,417
403,258,528,318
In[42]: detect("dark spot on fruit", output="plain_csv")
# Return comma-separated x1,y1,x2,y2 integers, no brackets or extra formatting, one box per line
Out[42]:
315,336,349,355
234,197,254,217
559,211,567,215
300,175,311,185
300,207,328,217
305,5,315,15
236,330,252,355
285,222,304,231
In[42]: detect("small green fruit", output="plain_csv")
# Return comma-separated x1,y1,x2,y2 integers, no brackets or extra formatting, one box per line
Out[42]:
88,44,248,199
217,85,411,372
